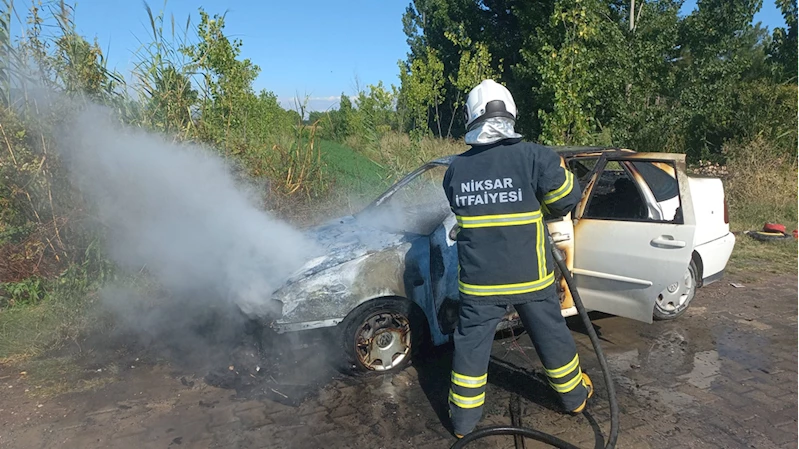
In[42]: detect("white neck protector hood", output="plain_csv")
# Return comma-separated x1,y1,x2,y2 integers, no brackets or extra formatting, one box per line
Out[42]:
464,117,522,145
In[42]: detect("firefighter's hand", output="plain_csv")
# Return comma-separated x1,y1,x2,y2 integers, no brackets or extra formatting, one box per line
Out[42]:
449,224,459,241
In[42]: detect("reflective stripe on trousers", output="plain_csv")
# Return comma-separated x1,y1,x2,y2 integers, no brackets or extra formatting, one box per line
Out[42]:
449,298,589,436
448,389,486,409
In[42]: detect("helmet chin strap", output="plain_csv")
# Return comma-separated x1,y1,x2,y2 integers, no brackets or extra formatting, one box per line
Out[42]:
464,117,522,145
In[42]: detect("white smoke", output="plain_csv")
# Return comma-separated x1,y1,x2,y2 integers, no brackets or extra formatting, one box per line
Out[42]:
59,105,321,320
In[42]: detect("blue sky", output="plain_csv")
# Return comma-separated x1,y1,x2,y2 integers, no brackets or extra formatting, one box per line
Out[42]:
8,0,789,112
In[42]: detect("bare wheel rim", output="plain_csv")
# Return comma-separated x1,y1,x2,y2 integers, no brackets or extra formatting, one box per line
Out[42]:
354,311,411,371
657,267,696,313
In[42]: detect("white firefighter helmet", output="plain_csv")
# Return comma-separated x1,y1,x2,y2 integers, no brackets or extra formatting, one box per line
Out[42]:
464,79,517,131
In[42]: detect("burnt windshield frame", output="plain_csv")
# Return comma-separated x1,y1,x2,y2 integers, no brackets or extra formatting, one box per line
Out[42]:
357,160,451,217
356,162,451,235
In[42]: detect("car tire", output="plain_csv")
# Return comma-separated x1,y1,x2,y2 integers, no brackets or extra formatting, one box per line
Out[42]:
747,231,793,242
339,297,428,375
653,261,698,321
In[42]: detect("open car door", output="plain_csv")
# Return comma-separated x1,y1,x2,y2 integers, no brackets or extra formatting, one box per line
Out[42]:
572,153,696,323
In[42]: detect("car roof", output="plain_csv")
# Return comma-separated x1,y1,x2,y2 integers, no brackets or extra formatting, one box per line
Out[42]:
430,146,633,166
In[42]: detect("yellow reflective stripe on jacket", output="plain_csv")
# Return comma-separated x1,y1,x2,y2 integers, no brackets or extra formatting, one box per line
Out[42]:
448,390,486,409
456,210,543,229
451,372,487,389
459,272,555,296
543,171,574,205
548,369,584,393
545,354,580,379
536,216,546,280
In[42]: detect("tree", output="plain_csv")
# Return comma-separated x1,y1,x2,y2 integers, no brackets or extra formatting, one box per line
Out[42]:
333,93,354,139
675,0,767,158
181,9,261,148
354,81,398,136
398,0,795,161
398,46,445,138
769,0,798,81
445,24,503,136
537,0,619,145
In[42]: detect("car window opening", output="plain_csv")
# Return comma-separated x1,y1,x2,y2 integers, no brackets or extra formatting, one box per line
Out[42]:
583,160,682,223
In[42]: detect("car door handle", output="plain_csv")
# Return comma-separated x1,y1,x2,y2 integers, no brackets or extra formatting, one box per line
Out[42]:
651,236,686,248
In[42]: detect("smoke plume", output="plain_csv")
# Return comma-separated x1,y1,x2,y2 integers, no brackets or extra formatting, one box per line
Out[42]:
56,105,320,355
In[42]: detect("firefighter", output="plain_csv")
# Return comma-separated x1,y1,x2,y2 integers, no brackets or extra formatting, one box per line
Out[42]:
442,79,593,438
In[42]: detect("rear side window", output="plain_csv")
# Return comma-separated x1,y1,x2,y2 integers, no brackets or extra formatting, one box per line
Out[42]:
584,162,647,220
631,161,678,202
583,160,682,223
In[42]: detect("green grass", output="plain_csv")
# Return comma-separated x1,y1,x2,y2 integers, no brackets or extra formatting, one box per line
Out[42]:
0,290,97,363
319,139,393,204
725,196,797,280
726,209,797,279
18,355,119,398
721,138,798,279
727,232,798,281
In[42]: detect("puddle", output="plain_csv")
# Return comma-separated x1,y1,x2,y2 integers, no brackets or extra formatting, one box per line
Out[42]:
653,387,696,411
638,328,693,377
379,374,399,401
607,348,640,374
677,350,720,389
604,349,641,392
714,327,772,372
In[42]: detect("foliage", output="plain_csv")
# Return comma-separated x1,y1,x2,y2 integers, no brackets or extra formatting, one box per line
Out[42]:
537,0,618,145
333,93,355,139
0,0,10,104
399,0,797,162
769,0,798,82
181,10,295,152
444,24,503,137
132,3,198,134
362,131,466,180
398,46,446,138
0,0,324,327
723,136,798,231
724,135,797,278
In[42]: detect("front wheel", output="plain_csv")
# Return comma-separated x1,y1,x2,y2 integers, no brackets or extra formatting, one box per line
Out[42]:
653,261,698,321
340,298,428,374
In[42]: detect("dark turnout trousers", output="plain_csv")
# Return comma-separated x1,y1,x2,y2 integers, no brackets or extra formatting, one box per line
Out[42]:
449,294,590,436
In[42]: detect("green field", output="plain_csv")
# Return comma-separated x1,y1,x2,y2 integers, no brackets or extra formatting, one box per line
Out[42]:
319,139,394,201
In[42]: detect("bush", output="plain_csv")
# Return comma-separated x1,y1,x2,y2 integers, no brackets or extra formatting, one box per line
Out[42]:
723,136,798,231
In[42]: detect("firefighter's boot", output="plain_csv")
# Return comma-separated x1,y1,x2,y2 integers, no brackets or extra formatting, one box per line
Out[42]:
570,373,594,414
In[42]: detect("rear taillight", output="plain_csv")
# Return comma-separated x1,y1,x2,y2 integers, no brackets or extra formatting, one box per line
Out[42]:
723,197,729,224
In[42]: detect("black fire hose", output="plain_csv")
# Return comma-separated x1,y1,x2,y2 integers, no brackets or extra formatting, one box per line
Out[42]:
451,239,619,449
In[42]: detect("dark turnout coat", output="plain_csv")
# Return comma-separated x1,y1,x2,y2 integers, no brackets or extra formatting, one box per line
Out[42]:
442,138,582,305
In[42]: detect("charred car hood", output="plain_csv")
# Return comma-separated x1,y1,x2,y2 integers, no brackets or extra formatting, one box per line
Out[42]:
283,215,408,284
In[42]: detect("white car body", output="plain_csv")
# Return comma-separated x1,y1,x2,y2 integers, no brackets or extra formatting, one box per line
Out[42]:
687,176,736,284
550,150,735,323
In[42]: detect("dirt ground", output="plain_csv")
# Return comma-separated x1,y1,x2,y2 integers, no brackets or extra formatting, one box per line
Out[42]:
0,272,796,449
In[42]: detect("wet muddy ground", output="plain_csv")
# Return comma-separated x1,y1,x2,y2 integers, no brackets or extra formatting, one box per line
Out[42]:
0,273,796,448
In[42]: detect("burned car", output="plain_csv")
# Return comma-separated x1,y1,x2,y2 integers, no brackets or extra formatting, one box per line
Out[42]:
268,147,735,373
